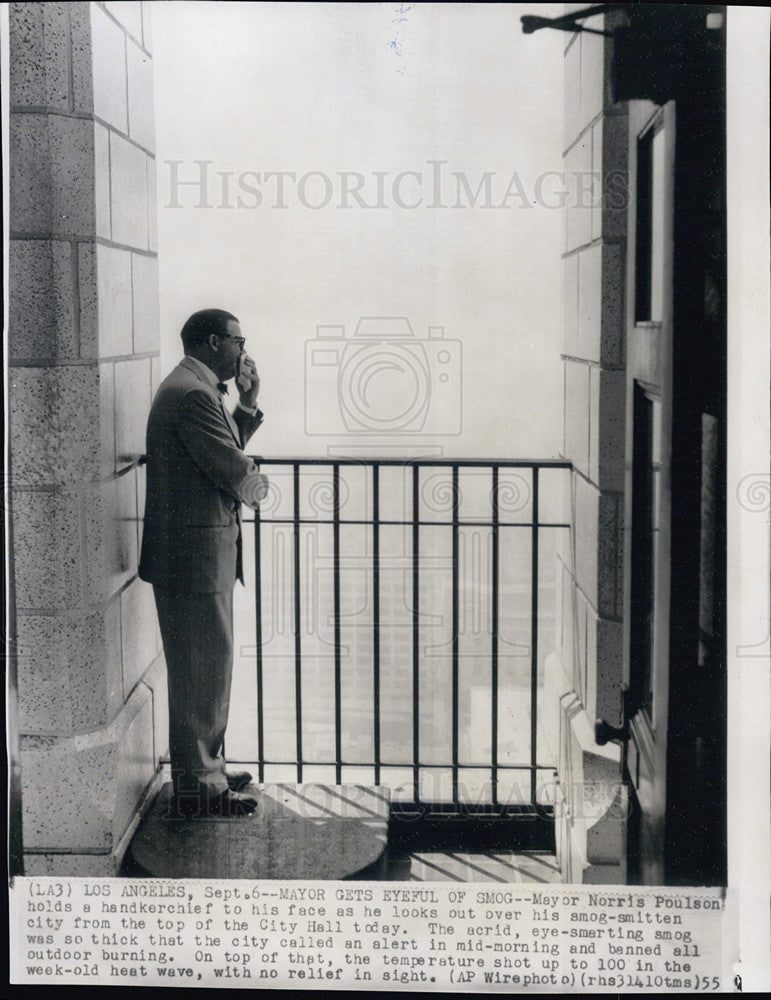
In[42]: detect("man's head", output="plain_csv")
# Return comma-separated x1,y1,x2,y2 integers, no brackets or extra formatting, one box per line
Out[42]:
181,308,244,381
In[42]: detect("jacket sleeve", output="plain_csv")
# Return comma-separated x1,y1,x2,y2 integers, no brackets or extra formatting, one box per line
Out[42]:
176,388,266,506
234,405,264,449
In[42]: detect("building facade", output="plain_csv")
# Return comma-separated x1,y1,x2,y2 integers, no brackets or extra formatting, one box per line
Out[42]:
5,3,729,884
7,1,166,875
544,3,727,885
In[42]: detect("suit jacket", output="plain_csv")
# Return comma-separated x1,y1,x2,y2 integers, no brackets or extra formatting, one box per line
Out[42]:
139,356,264,593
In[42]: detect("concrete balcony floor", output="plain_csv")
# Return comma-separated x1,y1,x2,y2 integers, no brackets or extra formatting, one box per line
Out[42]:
125,767,559,883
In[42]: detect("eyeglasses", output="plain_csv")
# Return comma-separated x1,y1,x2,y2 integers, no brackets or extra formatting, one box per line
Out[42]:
219,334,246,349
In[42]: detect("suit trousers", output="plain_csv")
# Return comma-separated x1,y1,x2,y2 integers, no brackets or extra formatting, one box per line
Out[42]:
153,585,234,799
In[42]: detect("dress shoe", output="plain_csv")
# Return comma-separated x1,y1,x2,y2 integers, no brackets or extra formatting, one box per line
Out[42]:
226,770,253,791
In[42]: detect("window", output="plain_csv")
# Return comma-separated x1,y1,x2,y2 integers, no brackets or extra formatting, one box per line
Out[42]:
635,119,667,323
630,383,661,722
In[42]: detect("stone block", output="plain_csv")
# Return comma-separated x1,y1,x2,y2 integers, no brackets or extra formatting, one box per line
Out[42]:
110,132,149,249
563,33,581,150
560,562,574,679
573,473,599,607
90,2,128,133
94,122,111,239
105,0,143,41
84,472,138,603
132,253,160,353
99,362,116,476
574,583,588,704
20,683,155,852
579,30,605,132
584,764,626,866
9,3,70,110
8,365,101,486
542,651,571,766
576,242,624,368
10,114,95,237
581,859,628,884
577,241,602,361
113,687,158,843
563,359,590,477
17,600,123,734
591,121,603,244
121,577,160,697
11,489,83,610
136,460,146,552
552,557,565,664
141,1,153,51
25,768,165,876
97,244,134,357
596,113,629,244
79,242,133,358
115,358,152,464
590,367,626,493
147,154,158,252
570,487,621,622
76,242,98,357
555,690,624,882
600,242,624,366
70,2,94,115
586,613,624,729
598,491,622,620
127,39,155,151
142,643,169,762
9,240,77,361
563,253,579,357
564,135,593,253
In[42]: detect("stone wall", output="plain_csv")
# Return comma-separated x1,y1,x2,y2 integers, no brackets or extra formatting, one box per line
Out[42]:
543,6,629,883
8,1,167,875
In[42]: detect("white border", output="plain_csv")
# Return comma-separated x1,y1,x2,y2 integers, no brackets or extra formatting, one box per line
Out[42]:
726,6,771,991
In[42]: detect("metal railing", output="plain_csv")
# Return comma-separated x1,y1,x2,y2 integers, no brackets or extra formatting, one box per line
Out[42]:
236,458,570,816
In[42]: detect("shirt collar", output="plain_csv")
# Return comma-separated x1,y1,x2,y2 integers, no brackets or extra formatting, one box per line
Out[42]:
182,355,221,392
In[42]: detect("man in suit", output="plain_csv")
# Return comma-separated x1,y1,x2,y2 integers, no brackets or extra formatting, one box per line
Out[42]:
139,308,268,817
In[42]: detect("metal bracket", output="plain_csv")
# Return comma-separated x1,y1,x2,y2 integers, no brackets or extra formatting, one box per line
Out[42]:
521,4,614,38
595,718,628,745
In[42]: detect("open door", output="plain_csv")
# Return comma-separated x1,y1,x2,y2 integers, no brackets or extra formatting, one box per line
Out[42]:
624,78,727,886
624,103,676,885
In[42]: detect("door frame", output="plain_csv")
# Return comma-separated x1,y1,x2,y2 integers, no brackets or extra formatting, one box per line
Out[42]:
622,100,676,886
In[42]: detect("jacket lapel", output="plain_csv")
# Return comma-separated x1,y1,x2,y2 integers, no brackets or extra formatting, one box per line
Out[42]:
179,357,241,447
219,397,241,447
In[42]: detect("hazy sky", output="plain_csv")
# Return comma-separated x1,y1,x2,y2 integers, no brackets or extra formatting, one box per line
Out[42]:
152,2,565,458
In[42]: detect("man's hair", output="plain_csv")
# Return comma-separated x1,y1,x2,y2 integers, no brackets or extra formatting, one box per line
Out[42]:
180,308,239,347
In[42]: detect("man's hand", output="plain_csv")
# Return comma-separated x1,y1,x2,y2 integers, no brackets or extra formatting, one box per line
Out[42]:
243,469,269,508
237,353,260,409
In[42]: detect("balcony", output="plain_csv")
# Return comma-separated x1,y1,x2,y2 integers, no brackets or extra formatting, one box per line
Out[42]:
129,458,571,881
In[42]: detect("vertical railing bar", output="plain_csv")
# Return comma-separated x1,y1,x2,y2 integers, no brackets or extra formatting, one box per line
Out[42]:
491,466,499,807
412,465,421,801
372,464,381,786
530,465,539,807
293,463,303,784
333,464,342,785
254,504,265,783
452,465,460,807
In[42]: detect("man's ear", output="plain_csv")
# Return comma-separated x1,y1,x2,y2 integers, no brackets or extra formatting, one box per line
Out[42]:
208,333,220,351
